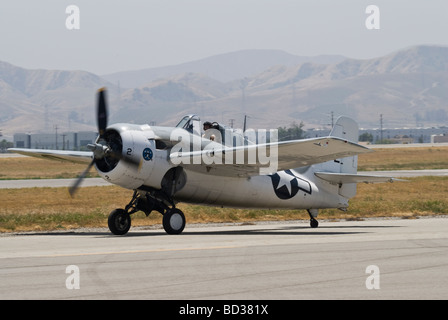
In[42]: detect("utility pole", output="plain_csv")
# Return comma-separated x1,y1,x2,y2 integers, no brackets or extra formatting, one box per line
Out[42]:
228,119,235,128
62,133,66,150
240,78,248,113
44,104,49,131
380,114,383,143
54,125,58,150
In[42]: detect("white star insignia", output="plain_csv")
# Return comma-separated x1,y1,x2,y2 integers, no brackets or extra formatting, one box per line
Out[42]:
276,171,295,195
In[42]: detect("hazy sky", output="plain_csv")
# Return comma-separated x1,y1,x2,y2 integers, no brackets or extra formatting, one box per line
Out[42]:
1,0,448,75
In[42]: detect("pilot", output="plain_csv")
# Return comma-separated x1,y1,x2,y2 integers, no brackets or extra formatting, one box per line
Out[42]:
202,121,215,141
203,121,213,131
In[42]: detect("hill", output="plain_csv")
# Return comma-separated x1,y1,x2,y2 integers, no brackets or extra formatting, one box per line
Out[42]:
0,61,116,136
1,46,448,137
111,45,448,129
102,49,345,87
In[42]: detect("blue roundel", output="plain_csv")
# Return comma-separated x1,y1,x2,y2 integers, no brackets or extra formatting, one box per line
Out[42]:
142,148,153,161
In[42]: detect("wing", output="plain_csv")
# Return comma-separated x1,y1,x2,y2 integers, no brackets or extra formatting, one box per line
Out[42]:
314,172,404,184
170,137,372,177
8,148,93,165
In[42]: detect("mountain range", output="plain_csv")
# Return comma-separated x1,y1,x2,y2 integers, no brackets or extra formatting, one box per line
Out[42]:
1,45,448,138
102,49,346,87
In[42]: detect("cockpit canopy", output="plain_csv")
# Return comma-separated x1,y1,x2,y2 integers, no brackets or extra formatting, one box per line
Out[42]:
175,114,254,147
176,114,201,136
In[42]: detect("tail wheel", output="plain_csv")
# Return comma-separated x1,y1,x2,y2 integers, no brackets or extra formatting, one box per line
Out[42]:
108,209,131,235
163,208,186,235
307,209,319,228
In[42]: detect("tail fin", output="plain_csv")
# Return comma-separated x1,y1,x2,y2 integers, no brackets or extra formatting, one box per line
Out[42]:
329,116,359,175
315,116,398,202
326,116,359,198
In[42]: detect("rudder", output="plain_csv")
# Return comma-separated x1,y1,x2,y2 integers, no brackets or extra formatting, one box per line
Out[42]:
328,116,359,198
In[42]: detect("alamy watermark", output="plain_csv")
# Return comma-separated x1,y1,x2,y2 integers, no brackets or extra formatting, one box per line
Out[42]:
66,5,80,30
65,5,379,31
66,265,80,289
170,128,279,175
365,5,380,30
365,265,380,289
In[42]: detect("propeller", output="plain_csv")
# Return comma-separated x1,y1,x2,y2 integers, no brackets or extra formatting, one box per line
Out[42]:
69,88,107,197
69,88,140,197
97,87,107,139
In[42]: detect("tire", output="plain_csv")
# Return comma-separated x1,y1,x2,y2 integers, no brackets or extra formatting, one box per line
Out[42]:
162,208,186,235
108,209,131,235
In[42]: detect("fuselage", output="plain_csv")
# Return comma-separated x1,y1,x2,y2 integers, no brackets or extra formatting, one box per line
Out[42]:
175,166,348,210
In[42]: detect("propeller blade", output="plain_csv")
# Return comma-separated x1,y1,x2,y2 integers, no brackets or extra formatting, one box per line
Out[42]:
69,160,94,197
97,88,108,138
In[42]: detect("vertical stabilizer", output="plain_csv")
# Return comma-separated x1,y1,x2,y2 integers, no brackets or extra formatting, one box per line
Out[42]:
328,116,359,198
330,116,359,145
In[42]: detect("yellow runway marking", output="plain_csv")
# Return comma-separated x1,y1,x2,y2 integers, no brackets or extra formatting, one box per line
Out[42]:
38,245,243,258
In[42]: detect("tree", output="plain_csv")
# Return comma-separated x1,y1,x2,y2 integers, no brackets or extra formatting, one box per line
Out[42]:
277,122,306,141
0,139,13,153
359,132,373,142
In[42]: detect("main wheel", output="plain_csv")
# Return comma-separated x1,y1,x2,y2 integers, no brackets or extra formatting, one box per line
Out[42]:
310,218,319,228
108,209,131,235
162,208,186,235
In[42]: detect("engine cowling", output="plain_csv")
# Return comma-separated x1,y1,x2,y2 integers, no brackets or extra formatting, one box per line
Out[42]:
94,124,173,191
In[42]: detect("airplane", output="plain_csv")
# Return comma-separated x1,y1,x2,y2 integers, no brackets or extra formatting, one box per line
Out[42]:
9,88,398,235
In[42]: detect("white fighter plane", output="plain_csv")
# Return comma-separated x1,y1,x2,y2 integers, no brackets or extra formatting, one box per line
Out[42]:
9,88,396,235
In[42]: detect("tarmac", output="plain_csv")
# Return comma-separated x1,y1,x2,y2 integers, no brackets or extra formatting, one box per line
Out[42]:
1,217,447,300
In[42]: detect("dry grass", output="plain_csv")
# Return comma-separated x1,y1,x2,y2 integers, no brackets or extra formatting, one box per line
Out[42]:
321,176,448,219
0,186,132,232
0,157,96,180
358,147,448,171
0,176,447,232
1,147,448,232
0,185,311,232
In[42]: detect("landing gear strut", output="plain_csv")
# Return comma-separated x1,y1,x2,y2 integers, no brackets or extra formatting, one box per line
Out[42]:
307,209,319,228
107,189,185,235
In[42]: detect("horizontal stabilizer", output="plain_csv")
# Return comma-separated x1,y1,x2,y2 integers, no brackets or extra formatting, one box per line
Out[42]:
315,172,404,184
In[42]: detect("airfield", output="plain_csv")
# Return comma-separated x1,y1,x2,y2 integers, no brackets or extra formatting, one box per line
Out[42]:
1,146,448,300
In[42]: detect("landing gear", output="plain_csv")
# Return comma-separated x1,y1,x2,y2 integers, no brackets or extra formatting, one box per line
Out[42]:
162,208,186,235
307,209,319,228
108,209,131,235
107,189,186,235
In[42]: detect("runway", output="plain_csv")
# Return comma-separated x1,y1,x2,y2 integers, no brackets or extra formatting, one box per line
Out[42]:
1,217,448,300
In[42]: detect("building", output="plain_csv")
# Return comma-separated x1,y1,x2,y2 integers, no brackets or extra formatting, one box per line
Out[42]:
307,126,448,144
12,133,31,148
431,133,448,143
13,131,97,150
